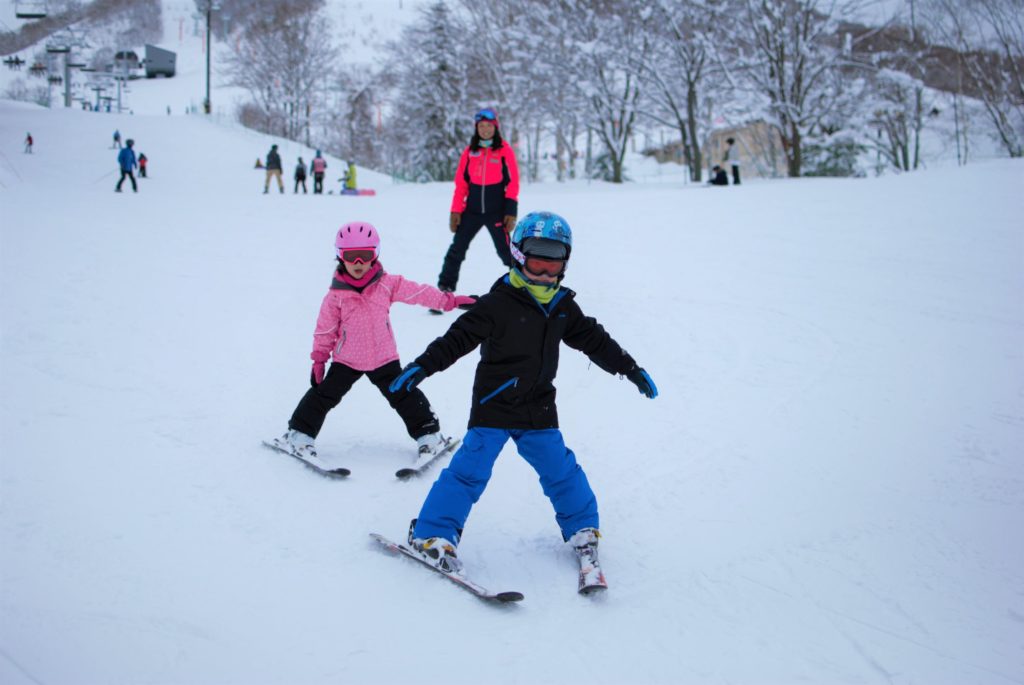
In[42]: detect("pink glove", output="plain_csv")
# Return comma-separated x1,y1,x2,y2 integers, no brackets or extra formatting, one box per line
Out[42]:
310,361,326,387
453,295,477,311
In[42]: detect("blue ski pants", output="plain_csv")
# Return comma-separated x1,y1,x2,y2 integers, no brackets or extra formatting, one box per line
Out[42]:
413,427,598,544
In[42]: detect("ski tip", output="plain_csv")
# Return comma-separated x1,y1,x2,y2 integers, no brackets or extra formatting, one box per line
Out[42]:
395,468,417,479
578,584,608,596
493,591,525,603
328,468,352,477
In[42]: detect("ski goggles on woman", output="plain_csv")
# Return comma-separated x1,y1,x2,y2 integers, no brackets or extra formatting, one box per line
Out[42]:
475,108,497,122
339,248,376,264
523,255,566,277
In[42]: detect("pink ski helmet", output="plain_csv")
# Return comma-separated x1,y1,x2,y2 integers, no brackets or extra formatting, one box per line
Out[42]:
335,221,380,263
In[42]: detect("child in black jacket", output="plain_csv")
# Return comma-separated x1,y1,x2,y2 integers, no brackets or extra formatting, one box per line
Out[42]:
389,211,657,589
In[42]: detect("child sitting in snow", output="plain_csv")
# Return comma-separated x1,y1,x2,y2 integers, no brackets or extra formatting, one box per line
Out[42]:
270,221,476,466
388,211,658,589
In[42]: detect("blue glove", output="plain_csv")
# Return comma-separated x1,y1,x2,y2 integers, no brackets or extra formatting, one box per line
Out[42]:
389,363,426,393
625,367,658,399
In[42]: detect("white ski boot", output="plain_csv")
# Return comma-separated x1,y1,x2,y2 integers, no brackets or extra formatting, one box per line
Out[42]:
568,527,608,594
272,429,317,460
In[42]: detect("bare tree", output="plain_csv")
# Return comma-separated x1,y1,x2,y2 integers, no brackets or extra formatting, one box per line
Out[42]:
641,0,727,181
923,0,1024,157
223,0,337,143
732,0,870,176
866,69,933,171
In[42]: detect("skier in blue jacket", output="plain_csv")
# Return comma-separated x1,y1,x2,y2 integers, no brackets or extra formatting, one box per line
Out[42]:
389,211,658,589
115,139,138,193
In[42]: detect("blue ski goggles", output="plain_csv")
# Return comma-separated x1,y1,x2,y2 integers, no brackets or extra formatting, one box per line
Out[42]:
474,108,497,122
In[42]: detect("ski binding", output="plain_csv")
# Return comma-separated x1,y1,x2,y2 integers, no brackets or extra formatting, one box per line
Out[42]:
369,533,523,603
262,439,350,478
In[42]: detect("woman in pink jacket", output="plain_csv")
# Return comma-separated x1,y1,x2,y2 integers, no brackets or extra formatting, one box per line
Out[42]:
271,221,475,466
435,108,520,300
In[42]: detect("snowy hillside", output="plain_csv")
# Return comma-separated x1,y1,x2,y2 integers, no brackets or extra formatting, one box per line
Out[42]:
2,96,1023,684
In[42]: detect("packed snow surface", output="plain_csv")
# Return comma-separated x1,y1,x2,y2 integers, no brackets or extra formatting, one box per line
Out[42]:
1,97,1023,684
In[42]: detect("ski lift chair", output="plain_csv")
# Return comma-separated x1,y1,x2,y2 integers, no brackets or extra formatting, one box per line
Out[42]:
15,1,48,19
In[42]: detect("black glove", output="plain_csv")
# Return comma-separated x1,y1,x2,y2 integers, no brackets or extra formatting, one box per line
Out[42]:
626,366,658,399
389,363,427,393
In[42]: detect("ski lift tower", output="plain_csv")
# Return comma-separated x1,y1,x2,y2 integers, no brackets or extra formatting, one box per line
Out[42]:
14,1,48,19
44,42,71,107
197,0,220,114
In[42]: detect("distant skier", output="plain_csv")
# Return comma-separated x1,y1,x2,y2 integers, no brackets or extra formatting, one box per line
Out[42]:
138,153,148,178
310,150,327,194
389,211,657,587
294,157,308,194
435,108,519,306
267,221,476,467
115,139,137,193
708,165,728,186
342,160,357,191
24,132,32,154
724,137,741,185
264,144,284,194
113,129,121,149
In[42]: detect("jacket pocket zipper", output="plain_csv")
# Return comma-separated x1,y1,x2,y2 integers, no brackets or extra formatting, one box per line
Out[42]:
479,376,518,404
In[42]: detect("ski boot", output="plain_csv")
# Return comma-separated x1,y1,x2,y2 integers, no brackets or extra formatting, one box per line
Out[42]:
568,527,607,594
407,519,463,574
271,429,317,460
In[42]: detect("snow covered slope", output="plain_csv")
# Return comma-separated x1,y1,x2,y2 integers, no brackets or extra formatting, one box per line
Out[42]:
1,99,1023,685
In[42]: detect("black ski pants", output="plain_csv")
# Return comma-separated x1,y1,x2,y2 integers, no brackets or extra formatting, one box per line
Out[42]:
437,212,511,291
313,172,325,194
116,170,137,192
731,164,741,185
295,177,307,193
288,360,439,440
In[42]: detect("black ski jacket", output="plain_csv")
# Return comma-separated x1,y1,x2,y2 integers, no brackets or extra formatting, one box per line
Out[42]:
414,276,638,429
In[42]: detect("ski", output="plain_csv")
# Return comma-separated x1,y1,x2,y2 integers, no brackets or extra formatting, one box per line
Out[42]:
262,440,350,478
369,533,523,603
395,437,460,479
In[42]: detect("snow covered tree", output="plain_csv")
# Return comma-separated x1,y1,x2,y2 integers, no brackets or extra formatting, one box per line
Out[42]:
923,0,1024,157
223,0,337,143
386,0,470,181
529,0,653,183
732,0,871,177
642,0,729,181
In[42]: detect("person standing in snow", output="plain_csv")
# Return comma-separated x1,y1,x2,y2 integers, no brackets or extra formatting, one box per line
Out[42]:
264,144,284,194
310,150,327,194
724,137,741,185
294,157,308,194
138,153,148,178
115,138,138,193
24,132,33,153
113,130,121,149
389,211,658,583
269,222,478,466
435,108,520,305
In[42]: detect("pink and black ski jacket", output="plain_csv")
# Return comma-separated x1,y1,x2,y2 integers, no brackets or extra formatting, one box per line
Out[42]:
310,270,460,372
450,144,519,217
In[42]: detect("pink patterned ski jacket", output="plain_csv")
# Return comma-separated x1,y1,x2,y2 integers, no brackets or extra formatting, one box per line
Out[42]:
310,270,459,371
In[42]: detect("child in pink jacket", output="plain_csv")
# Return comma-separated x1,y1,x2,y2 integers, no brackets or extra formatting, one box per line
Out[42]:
271,221,475,465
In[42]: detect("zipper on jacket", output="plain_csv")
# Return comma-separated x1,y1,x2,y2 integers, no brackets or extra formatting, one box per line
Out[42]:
480,148,489,213
479,376,518,404
334,329,347,355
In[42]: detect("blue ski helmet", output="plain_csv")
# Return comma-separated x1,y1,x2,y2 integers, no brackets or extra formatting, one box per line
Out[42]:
510,212,573,281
